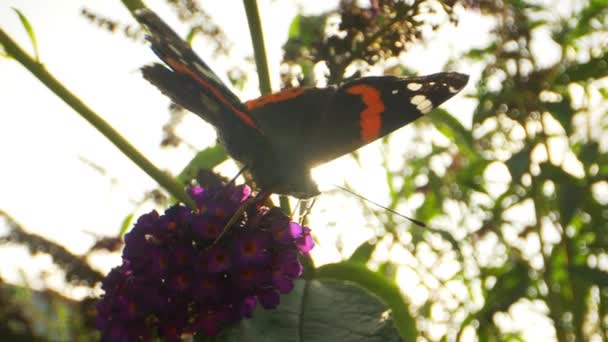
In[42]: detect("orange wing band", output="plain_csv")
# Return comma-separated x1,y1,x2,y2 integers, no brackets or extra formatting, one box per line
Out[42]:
346,84,384,143
245,88,306,110
166,57,259,130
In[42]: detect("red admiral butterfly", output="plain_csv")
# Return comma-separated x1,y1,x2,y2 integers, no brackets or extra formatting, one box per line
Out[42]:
136,9,468,199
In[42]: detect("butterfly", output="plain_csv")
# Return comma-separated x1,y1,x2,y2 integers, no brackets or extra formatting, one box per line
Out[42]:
135,9,468,199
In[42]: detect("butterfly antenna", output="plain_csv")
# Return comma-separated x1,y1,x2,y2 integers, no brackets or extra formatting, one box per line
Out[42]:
211,191,268,247
228,164,249,185
334,185,426,228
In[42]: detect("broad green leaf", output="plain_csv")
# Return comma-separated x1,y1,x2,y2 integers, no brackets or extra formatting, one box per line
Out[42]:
12,8,39,62
377,261,398,280
349,241,375,264
197,279,402,342
315,262,417,340
177,145,228,184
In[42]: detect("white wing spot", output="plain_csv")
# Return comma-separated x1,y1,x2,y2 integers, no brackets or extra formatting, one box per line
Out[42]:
392,89,399,95
418,99,433,114
449,86,460,93
411,95,427,106
407,82,422,91
411,95,433,114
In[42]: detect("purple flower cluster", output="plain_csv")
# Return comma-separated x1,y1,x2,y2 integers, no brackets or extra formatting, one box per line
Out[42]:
96,184,314,341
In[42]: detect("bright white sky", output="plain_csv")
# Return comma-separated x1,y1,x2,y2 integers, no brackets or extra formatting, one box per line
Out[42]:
0,1,558,340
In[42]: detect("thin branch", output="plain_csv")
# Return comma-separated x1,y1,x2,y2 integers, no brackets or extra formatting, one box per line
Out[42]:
0,28,196,209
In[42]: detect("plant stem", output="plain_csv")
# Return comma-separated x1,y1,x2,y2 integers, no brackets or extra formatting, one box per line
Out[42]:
243,0,292,213
0,28,196,209
243,0,272,95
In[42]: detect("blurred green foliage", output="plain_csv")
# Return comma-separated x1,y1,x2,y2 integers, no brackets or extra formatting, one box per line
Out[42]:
281,0,608,340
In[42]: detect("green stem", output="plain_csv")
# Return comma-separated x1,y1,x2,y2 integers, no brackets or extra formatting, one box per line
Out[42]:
243,0,272,95
243,0,292,213
0,28,196,209
532,178,568,342
121,0,145,13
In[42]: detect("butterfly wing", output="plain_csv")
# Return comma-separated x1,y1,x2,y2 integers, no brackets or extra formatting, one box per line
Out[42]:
136,9,322,196
135,9,266,165
136,9,467,198
246,72,468,167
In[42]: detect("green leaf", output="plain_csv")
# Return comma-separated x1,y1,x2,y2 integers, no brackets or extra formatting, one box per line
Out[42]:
472,91,500,125
186,27,199,45
433,108,477,158
118,213,135,237
455,158,490,194
377,262,398,280
287,14,301,39
315,262,417,340
463,42,498,61
177,145,228,184
557,183,585,227
569,266,608,288
506,147,532,183
196,279,402,342
12,8,39,62
349,241,375,264
287,15,325,47
557,0,608,45
539,163,585,226
556,53,608,84
476,261,531,327
542,95,574,134
578,142,599,166
122,0,146,13
549,244,569,283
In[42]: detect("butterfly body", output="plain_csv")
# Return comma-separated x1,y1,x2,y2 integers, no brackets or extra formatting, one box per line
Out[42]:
136,9,468,198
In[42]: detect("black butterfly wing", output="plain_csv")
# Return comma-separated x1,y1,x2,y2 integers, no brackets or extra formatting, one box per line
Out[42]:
135,9,468,197
247,72,468,167
135,9,266,165
245,87,337,160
